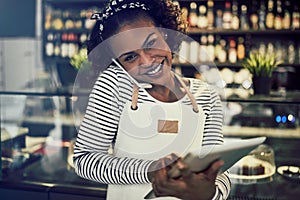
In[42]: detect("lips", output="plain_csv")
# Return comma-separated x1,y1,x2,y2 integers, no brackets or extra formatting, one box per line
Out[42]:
144,59,164,76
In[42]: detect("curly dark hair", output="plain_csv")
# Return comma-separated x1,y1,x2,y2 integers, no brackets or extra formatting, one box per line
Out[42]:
87,0,187,55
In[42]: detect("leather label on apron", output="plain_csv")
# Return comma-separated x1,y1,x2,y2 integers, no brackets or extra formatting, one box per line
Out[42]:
157,120,178,133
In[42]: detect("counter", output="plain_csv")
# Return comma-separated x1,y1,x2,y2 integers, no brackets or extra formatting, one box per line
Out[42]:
1,137,300,200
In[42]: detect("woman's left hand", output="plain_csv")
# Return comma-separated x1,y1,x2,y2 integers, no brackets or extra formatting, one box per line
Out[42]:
150,157,224,200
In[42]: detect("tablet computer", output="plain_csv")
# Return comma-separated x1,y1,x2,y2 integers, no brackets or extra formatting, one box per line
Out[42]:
144,136,266,199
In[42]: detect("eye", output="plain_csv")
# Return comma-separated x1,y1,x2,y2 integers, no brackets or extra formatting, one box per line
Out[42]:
124,53,138,62
145,38,157,49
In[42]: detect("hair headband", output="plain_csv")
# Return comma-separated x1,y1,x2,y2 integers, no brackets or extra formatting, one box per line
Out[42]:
90,0,150,41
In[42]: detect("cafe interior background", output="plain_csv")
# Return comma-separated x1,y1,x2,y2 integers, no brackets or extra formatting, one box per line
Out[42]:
0,0,300,199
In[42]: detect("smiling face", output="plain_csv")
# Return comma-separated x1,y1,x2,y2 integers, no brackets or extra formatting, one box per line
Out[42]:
109,19,173,87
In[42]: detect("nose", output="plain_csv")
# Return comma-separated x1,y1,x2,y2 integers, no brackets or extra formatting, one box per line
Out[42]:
139,50,154,67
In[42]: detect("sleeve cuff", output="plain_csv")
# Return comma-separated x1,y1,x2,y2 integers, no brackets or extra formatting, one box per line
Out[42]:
211,186,222,200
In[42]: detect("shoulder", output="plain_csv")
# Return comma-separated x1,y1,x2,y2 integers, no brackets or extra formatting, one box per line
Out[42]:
96,65,132,87
189,78,221,104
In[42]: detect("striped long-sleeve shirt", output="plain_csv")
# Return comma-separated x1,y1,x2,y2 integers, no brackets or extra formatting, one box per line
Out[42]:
73,65,231,199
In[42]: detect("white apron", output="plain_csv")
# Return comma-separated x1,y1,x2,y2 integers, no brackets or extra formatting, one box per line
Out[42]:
107,85,206,200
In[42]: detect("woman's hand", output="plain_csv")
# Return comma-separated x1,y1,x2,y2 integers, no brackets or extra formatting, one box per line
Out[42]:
148,155,224,200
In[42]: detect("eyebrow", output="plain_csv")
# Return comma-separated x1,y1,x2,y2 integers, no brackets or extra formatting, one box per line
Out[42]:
119,32,156,59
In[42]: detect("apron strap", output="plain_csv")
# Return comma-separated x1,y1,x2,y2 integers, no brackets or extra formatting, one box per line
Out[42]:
131,73,199,113
175,74,199,113
131,84,139,110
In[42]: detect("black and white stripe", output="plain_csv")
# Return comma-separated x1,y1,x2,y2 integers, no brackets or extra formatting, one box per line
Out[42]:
73,65,230,199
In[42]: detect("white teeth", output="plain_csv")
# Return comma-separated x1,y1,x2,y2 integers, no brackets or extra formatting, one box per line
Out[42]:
147,64,162,75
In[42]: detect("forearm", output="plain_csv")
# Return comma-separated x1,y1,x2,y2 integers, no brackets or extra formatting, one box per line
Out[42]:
73,144,153,184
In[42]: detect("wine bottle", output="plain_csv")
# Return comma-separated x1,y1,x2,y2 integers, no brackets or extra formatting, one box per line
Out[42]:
222,1,232,30
189,2,198,27
250,0,259,30
266,0,275,29
207,34,215,62
207,0,214,29
240,5,250,30
197,5,208,29
231,0,240,30
237,37,246,61
259,0,266,30
228,39,237,64
274,0,283,30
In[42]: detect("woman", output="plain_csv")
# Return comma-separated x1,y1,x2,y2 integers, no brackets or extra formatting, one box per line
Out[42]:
73,0,231,199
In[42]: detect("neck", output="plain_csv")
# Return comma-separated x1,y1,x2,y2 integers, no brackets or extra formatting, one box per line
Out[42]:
147,74,187,102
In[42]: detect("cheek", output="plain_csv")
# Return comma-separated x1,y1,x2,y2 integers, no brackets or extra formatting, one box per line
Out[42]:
121,62,140,75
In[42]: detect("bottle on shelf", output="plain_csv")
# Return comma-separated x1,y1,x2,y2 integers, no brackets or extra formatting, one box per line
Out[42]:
222,1,232,30
197,5,208,29
207,34,215,62
292,5,300,29
231,0,240,30
189,2,198,27
250,0,259,30
51,9,64,30
54,42,61,57
199,35,208,62
178,40,189,64
240,5,250,30
214,35,222,61
45,33,54,57
215,9,223,29
283,0,291,29
190,39,199,63
266,0,275,29
274,0,283,30
207,0,214,29
228,38,237,63
218,39,227,63
259,0,267,30
287,41,296,64
237,37,246,61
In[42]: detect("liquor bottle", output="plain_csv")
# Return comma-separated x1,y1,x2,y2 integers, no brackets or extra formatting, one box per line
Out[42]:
259,0,266,30
292,5,300,29
190,39,199,63
287,41,296,64
207,0,214,29
231,0,240,30
222,1,232,29
282,0,291,29
215,9,223,29
266,0,275,29
189,2,198,27
250,0,259,30
178,41,189,63
197,5,208,29
214,35,222,61
218,39,227,63
61,33,69,58
240,5,250,30
45,34,54,57
228,39,237,63
207,34,215,62
237,37,246,61
199,35,208,62
274,0,283,30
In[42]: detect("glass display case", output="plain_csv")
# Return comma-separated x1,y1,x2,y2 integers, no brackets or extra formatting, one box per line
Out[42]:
0,89,107,200
1,87,300,200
